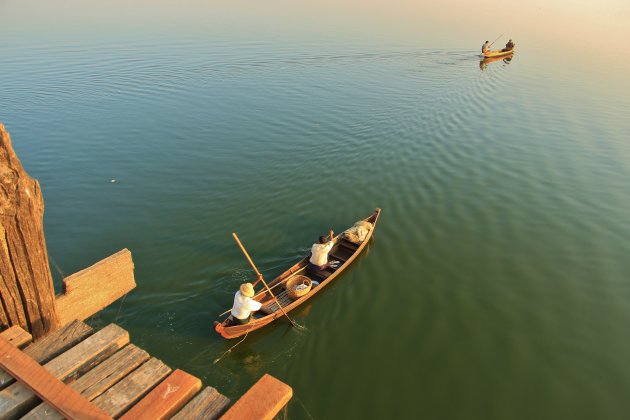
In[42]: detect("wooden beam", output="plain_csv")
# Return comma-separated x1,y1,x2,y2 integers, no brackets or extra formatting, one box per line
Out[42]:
172,386,231,420
119,369,201,420
23,344,150,420
0,320,92,390
221,374,292,420
92,357,172,418
0,336,111,420
0,323,128,419
0,124,60,338
56,249,136,326
0,326,32,349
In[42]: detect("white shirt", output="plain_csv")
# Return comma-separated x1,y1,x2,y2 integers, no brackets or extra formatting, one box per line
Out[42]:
231,291,262,320
310,241,334,266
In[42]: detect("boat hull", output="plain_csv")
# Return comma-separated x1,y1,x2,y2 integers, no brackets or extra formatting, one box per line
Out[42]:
483,48,515,58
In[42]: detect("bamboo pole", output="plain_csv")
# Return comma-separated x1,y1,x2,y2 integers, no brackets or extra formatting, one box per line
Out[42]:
231,233,303,329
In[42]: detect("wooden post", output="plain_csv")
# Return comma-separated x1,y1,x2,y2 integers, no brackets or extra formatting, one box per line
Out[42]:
0,123,60,338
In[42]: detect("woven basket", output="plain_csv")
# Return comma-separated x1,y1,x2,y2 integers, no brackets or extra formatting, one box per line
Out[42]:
286,275,312,300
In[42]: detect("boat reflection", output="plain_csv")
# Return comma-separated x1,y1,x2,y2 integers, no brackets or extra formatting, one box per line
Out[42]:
479,53,514,70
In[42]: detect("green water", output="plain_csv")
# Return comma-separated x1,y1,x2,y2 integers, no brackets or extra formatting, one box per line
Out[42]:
2,1,630,418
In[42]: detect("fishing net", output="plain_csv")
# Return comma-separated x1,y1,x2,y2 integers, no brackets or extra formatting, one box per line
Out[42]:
342,220,373,244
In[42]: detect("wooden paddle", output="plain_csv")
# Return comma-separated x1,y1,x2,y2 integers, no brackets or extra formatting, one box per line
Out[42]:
231,233,304,330
489,33,504,48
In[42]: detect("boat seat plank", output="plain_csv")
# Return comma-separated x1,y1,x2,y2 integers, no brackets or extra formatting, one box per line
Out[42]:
0,326,32,349
92,357,172,418
171,386,230,420
260,290,293,315
119,369,201,420
338,240,359,252
1,320,93,391
0,323,128,419
23,344,150,420
328,253,346,263
312,268,334,279
0,336,110,420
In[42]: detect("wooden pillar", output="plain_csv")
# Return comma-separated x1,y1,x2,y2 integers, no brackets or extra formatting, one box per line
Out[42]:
0,123,60,338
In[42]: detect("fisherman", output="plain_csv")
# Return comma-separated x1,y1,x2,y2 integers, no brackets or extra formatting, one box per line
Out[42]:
228,282,262,325
481,40,490,54
502,39,515,52
308,230,334,271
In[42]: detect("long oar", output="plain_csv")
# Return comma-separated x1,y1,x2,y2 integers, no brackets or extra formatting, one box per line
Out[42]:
232,233,305,330
489,33,504,48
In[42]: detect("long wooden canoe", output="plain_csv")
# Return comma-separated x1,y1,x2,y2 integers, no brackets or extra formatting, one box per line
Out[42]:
483,48,515,58
215,208,381,339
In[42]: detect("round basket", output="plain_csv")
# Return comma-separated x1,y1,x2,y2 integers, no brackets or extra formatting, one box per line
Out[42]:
286,275,312,300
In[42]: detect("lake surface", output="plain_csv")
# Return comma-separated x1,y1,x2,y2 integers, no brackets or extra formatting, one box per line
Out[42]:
2,1,630,418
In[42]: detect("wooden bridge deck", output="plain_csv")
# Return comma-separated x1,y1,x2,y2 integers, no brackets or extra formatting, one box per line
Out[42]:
0,320,291,419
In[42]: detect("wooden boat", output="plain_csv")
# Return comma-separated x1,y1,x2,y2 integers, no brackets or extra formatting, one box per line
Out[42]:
483,48,515,58
215,208,381,339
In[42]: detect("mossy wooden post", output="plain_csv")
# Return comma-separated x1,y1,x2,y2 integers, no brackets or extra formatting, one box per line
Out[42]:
0,123,60,338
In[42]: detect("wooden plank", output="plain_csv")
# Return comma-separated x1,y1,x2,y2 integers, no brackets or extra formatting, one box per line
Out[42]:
119,369,201,420
328,252,347,263
172,386,231,420
56,249,136,326
338,240,359,251
0,323,128,419
0,320,92,390
23,344,150,420
0,336,110,420
0,325,32,348
260,290,293,315
92,357,172,418
23,319,93,364
221,374,292,420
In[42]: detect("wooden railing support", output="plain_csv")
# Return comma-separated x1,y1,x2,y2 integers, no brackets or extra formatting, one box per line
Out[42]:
1,123,60,338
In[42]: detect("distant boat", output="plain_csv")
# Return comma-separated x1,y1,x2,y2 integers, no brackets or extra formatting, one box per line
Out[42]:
215,208,381,339
483,48,515,58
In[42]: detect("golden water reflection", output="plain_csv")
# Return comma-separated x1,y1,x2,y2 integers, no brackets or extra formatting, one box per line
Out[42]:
479,53,514,71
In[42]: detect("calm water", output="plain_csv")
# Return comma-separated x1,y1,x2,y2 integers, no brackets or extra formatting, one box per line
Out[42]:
2,1,630,418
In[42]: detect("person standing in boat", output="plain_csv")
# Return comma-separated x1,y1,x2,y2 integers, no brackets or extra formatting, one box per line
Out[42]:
481,40,490,54
228,282,262,325
502,39,515,52
308,230,334,271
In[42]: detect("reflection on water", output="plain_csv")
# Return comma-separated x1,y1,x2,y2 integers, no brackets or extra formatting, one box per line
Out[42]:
479,53,514,70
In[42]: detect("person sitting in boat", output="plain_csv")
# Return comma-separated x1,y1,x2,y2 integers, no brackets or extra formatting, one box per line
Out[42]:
481,40,490,54
502,39,515,52
308,230,334,271
228,282,262,325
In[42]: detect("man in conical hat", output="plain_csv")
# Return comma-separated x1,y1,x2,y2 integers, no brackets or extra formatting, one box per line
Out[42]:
229,282,262,325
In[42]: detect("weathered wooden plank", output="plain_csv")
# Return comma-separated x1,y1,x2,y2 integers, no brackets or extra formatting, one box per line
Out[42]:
0,320,92,390
92,357,172,418
221,374,292,420
0,336,110,420
171,386,231,420
23,344,150,420
0,325,32,349
0,323,128,419
56,249,136,326
0,124,60,338
23,319,93,364
119,369,201,420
